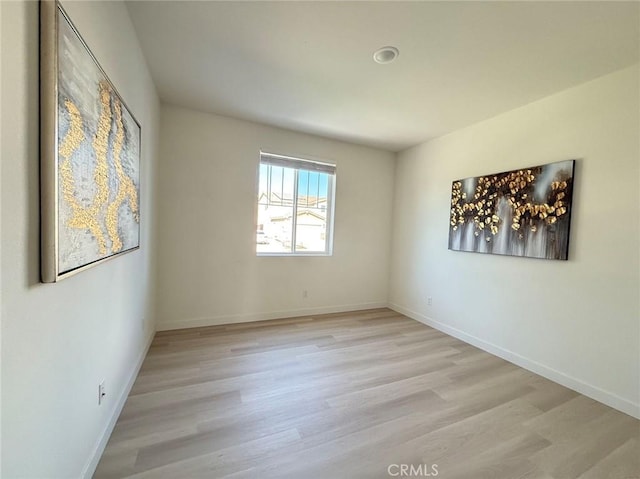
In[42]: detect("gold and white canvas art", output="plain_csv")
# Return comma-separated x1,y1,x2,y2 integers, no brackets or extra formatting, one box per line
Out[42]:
41,1,141,282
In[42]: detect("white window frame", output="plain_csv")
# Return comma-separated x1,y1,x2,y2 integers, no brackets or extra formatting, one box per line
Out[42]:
256,151,336,257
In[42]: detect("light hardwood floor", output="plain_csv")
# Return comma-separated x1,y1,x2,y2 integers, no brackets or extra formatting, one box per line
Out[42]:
95,308,640,479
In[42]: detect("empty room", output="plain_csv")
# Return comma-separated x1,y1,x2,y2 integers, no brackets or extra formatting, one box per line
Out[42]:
1,1,639,478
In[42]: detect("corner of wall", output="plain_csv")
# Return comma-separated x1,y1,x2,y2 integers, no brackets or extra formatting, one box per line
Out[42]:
387,66,640,419
388,303,640,419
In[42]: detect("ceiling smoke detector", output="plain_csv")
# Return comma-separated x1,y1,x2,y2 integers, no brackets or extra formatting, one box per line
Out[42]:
373,46,399,64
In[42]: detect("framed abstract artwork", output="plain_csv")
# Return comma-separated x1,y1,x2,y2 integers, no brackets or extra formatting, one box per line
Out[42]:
448,160,575,260
40,0,141,282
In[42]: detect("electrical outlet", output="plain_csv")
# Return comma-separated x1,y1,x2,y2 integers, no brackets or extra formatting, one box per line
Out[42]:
98,381,106,405
302,290,308,299
427,296,433,306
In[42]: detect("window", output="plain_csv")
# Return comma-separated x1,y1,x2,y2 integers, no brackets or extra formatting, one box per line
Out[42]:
256,152,336,255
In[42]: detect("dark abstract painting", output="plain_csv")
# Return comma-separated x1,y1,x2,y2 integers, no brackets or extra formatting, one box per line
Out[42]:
448,160,575,260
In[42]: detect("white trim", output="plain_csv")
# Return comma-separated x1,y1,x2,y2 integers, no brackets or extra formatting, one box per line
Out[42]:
81,333,154,479
291,167,299,251
388,302,640,420
157,302,388,331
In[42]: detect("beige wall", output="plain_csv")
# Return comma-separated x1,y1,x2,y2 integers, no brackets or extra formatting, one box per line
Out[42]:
389,66,640,418
1,1,160,477
156,105,395,330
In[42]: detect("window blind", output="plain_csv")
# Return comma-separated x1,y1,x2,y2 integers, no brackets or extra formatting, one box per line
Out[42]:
260,152,336,175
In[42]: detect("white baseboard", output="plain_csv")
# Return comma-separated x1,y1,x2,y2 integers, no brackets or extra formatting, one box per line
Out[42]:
388,302,640,420
157,301,389,331
81,332,155,479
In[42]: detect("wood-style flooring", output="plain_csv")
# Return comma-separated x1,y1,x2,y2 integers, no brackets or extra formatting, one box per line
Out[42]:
95,308,640,479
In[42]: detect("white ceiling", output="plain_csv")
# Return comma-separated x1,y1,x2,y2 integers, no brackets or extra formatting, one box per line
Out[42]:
126,1,639,152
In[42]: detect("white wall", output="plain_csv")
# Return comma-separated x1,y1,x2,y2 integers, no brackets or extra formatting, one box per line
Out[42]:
1,1,160,477
0,3,3,474
389,66,640,418
157,106,395,330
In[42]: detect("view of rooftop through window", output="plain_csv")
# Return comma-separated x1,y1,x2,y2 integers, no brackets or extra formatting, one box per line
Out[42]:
256,153,335,255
